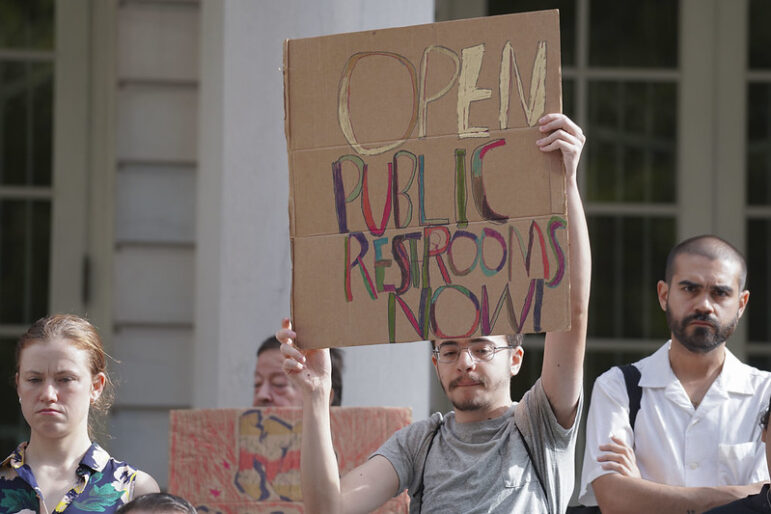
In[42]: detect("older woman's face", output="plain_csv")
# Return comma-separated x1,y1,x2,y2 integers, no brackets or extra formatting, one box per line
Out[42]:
253,348,302,407
16,338,104,440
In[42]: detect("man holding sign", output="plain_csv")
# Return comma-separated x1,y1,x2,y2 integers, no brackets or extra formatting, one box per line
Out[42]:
277,112,589,513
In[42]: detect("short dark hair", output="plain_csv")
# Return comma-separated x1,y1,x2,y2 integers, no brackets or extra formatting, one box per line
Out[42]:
665,235,747,289
117,493,196,514
762,395,771,432
257,336,345,406
328,347,344,406
430,333,524,349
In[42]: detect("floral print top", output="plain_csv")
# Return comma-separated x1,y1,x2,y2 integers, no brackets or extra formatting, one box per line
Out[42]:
0,442,139,514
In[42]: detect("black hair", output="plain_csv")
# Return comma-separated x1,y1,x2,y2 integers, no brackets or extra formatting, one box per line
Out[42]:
116,493,196,514
257,336,345,406
665,235,747,289
761,395,771,431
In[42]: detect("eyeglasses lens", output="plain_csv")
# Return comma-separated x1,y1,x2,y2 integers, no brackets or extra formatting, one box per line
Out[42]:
437,342,496,363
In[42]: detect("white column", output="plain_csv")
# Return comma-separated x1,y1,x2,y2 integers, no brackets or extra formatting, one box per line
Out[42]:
714,0,749,357
678,0,749,357
678,0,716,240
195,0,434,419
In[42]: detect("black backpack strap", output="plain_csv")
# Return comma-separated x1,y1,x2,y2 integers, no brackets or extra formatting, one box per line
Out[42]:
567,366,642,514
619,364,642,429
412,420,441,513
515,423,549,508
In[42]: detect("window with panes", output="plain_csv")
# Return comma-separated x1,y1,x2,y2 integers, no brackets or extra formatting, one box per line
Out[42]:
483,0,678,399
0,0,54,451
747,0,771,367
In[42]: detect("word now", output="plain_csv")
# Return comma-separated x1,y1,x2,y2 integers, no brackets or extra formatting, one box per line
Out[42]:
343,217,567,340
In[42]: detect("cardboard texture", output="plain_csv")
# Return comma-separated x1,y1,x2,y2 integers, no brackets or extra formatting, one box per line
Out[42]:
284,11,569,349
168,407,412,513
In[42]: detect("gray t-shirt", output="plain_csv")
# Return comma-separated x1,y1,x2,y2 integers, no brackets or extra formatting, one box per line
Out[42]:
373,379,581,513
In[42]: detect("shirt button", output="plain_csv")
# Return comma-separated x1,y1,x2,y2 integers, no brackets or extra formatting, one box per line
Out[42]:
689,462,700,470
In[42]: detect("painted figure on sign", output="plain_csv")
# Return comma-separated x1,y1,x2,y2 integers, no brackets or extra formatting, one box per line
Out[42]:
240,337,345,502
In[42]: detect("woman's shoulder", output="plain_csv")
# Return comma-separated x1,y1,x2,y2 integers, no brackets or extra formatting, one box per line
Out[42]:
86,444,137,476
87,444,157,493
132,470,160,495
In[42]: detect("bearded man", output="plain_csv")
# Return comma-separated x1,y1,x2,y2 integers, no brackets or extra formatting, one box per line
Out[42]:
578,235,771,513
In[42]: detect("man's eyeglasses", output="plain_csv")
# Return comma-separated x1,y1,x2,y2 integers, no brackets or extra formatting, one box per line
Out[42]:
432,341,516,364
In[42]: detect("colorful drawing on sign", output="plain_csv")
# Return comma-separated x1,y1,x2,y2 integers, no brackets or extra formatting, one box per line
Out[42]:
169,407,411,513
235,410,302,501
285,11,569,348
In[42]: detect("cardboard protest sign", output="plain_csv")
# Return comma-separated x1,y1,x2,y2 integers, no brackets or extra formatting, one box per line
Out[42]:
169,407,411,513
284,10,568,348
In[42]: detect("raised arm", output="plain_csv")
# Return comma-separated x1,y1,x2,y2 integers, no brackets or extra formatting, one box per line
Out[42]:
537,113,590,428
277,319,399,514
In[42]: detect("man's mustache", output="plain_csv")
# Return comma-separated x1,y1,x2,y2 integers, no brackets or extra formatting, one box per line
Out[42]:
683,312,718,328
449,374,486,390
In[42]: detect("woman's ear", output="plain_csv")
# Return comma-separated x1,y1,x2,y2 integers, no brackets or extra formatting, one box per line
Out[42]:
91,372,106,402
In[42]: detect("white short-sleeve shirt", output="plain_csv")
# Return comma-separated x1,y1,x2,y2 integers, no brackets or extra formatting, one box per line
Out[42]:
579,341,771,506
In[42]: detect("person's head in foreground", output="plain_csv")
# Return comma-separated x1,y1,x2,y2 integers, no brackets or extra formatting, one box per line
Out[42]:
117,493,197,514
431,334,523,415
254,335,344,407
658,235,748,355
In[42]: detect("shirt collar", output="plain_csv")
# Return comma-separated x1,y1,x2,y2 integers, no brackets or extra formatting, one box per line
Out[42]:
638,340,753,395
714,347,755,395
0,441,108,474
0,441,27,470
637,341,676,388
79,442,110,473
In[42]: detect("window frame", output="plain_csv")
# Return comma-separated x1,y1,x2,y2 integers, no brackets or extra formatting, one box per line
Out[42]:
0,0,97,446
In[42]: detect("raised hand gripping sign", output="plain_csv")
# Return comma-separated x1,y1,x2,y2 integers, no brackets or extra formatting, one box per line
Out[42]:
285,10,569,348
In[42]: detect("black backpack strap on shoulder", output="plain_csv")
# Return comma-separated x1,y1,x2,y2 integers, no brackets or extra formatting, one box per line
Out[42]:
413,420,441,514
619,364,642,429
515,422,549,510
567,368,642,514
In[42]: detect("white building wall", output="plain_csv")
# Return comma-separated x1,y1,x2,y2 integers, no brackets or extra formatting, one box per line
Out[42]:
107,0,434,489
109,0,200,488
194,0,435,419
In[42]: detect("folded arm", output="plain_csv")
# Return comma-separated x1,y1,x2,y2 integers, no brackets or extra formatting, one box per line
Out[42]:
584,376,764,513
593,473,763,514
